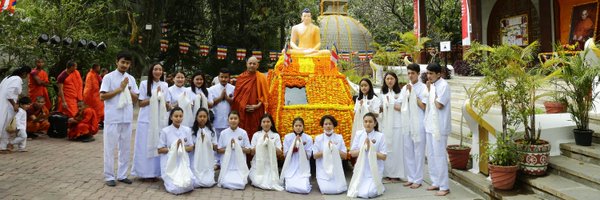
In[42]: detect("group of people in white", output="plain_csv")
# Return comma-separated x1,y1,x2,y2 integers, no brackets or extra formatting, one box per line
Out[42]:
99,51,451,198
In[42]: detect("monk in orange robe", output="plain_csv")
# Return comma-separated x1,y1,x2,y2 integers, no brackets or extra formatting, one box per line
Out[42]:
83,64,104,122
26,96,51,137
57,61,83,118
573,9,594,46
28,58,51,110
232,56,269,139
68,101,97,142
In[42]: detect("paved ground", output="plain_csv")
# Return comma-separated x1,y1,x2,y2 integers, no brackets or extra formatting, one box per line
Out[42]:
0,124,483,199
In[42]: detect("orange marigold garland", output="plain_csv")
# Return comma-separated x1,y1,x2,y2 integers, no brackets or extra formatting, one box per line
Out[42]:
268,55,355,148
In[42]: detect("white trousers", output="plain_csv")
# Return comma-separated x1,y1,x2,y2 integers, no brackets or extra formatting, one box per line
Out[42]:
0,109,16,150
103,123,133,181
214,128,226,165
403,132,426,184
426,133,449,191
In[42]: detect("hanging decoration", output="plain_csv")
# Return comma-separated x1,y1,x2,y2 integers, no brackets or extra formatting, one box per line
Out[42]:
367,50,374,60
217,46,227,59
358,51,367,61
160,22,168,37
236,48,246,60
138,36,143,44
160,40,169,52
269,51,278,61
340,51,350,61
252,50,262,60
199,45,209,56
179,42,190,54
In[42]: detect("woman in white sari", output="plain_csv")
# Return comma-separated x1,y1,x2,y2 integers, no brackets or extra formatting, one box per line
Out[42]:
132,63,169,180
0,66,31,153
249,114,283,191
281,117,313,194
168,71,196,127
190,108,217,187
157,107,196,195
217,111,252,190
351,78,381,145
379,72,404,183
312,115,347,194
189,71,211,117
348,112,387,198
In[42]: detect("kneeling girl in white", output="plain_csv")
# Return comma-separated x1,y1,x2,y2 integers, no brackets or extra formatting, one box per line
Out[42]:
157,107,195,195
348,112,387,198
312,115,348,194
217,111,251,190
191,108,217,187
281,117,313,194
249,114,283,191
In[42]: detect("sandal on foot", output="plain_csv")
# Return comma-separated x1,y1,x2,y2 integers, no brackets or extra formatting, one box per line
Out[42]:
435,190,450,196
403,182,414,187
410,183,422,189
426,186,439,191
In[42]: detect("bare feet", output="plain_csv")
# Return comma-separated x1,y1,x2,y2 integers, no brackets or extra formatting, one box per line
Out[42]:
7,143,14,150
435,190,450,196
426,186,439,191
410,183,422,189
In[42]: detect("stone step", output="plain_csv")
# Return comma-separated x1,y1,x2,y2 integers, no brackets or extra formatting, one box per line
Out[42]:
547,155,600,191
449,169,543,200
560,143,600,166
519,172,600,200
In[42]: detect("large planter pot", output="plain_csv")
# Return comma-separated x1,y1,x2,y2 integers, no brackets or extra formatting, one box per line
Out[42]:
574,129,594,146
447,145,471,170
543,101,566,113
489,164,518,190
515,139,551,176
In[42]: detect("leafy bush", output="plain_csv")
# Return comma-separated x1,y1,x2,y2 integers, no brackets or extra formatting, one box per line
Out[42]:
453,60,481,76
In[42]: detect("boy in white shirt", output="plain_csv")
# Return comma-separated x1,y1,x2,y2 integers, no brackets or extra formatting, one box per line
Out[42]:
5,97,32,152
100,51,140,187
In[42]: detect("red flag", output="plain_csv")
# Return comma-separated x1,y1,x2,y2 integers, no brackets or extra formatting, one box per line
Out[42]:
461,0,471,46
283,43,292,67
330,43,339,68
413,0,420,38
1,0,17,15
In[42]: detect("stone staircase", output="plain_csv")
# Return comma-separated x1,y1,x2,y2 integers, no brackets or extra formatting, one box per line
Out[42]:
446,75,600,200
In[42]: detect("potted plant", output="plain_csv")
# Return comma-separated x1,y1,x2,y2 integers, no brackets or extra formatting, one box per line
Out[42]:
465,42,531,189
544,92,567,113
447,86,472,170
486,134,521,190
553,45,600,146
508,45,560,176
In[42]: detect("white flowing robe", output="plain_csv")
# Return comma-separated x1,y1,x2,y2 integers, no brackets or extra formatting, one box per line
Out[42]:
158,125,195,195
280,133,313,194
400,82,427,184
348,130,386,198
192,90,209,119
0,76,22,150
380,91,404,179
191,127,217,187
249,131,283,191
132,80,169,178
424,78,451,191
351,97,381,145
313,132,347,194
217,127,250,190
168,86,195,127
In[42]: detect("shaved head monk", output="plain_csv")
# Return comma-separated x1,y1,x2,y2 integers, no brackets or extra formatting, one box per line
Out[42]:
232,56,269,139
83,63,104,123
57,60,83,117
28,58,51,110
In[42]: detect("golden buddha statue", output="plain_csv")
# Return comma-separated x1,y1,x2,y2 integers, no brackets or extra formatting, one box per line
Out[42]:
289,8,331,57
